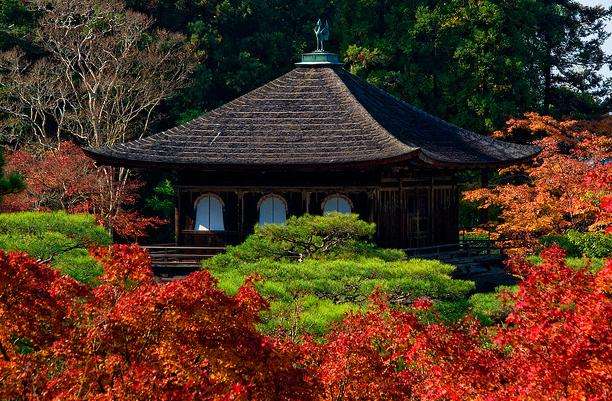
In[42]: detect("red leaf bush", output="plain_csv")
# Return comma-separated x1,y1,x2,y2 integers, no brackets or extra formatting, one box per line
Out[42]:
1,245,610,400
0,246,313,400
305,246,612,400
1,141,165,241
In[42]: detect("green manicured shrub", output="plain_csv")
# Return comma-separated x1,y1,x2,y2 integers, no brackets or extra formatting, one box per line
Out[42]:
259,296,361,338
221,213,394,262
540,230,611,258
0,212,110,283
540,233,582,256
208,257,473,301
206,256,474,337
205,214,478,337
565,230,612,258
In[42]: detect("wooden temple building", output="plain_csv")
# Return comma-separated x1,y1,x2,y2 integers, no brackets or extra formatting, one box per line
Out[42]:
88,46,538,249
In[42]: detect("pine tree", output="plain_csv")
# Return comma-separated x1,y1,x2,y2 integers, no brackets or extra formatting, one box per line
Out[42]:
0,150,24,202
534,1,612,115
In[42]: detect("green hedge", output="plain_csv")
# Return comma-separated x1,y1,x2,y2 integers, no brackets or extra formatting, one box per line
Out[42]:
0,212,111,283
540,230,611,258
204,214,481,337
206,256,474,337
218,213,405,262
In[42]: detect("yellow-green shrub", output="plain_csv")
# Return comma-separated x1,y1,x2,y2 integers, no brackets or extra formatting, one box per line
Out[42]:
0,212,111,283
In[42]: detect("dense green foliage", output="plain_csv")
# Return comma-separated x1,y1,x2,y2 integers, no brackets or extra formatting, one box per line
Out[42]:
204,214,483,337
541,230,612,258
0,0,36,51
2,1,608,138
208,256,475,337
0,212,111,283
144,178,176,220
121,0,610,133
0,149,23,202
216,213,403,262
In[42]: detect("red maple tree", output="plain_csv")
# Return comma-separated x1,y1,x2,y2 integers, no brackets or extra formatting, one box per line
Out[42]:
304,246,611,400
1,141,164,241
0,246,313,400
464,113,612,253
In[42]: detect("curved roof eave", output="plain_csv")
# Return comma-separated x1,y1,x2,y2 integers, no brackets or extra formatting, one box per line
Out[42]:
84,146,424,171
416,145,541,169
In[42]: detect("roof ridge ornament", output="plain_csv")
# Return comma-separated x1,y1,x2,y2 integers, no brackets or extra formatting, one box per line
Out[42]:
314,19,330,52
296,19,342,66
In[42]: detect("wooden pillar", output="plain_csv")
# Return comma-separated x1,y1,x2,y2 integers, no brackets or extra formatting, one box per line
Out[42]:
174,188,181,246
238,191,245,241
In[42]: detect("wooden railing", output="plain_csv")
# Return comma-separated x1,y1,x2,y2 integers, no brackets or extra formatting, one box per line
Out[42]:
144,245,227,269
404,239,499,259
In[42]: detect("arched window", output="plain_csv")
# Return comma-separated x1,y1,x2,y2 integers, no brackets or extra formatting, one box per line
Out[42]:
258,194,287,225
322,194,352,214
194,194,225,231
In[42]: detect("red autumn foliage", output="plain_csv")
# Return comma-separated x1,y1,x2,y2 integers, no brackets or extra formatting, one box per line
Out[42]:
495,247,612,399
464,113,611,253
0,246,313,400
1,245,610,400
305,246,611,401
90,244,154,286
1,141,165,240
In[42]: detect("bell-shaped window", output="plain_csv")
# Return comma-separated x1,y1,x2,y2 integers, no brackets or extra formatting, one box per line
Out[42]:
194,194,225,231
258,194,287,225
322,194,352,214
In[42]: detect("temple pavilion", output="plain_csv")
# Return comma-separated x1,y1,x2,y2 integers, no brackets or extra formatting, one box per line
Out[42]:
87,43,538,249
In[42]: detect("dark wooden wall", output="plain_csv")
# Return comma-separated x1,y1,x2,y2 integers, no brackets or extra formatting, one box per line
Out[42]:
174,166,458,249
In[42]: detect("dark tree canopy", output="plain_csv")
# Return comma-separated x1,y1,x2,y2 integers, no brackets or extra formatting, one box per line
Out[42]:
0,150,23,202
1,0,610,137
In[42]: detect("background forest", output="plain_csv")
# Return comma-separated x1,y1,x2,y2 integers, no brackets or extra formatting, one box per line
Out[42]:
0,0,609,242
0,0,610,139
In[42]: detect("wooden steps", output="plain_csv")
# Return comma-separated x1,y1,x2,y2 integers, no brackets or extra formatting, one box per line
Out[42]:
144,245,226,281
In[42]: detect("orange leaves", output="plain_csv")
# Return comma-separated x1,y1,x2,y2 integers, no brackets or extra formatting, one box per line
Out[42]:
108,211,167,243
235,275,268,321
2,141,100,212
91,244,153,286
464,113,611,253
0,251,86,353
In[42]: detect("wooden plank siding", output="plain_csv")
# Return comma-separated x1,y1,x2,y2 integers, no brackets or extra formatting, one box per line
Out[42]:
173,167,458,249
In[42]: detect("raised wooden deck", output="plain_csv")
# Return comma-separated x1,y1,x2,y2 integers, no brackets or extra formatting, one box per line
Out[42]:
146,239,503,283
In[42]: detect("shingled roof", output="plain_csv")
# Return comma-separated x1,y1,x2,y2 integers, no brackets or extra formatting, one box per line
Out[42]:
87,64,538,169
